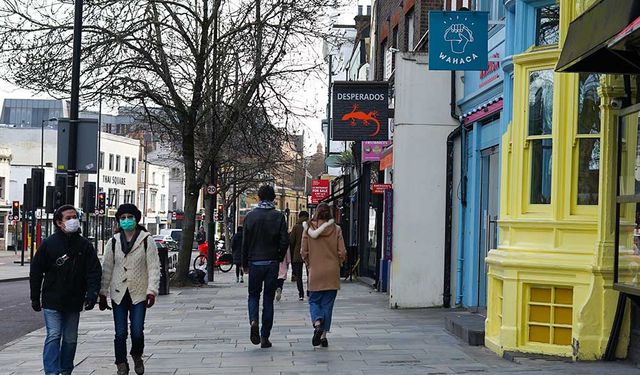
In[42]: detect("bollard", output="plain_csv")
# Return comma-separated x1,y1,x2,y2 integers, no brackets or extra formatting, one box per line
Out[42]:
158,246,170,295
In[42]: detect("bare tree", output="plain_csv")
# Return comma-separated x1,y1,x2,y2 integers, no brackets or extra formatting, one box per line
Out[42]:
0,0,342,283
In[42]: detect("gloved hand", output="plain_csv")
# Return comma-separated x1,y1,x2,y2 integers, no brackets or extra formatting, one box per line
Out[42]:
31,299,41,312
99,295,109,311
146,294,155,308
84,297,96,311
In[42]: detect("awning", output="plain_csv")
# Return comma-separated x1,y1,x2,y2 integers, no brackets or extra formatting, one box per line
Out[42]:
556,0,640,74
462,96,503,126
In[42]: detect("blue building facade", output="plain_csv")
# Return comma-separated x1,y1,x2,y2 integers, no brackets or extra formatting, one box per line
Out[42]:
456,24,505,309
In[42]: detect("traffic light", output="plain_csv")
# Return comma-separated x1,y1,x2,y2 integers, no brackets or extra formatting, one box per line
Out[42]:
216,204,224,222
45,186,55,214
54,174,67,209
11,201,19,220
82,181,96,213
31,168,44,208
97,192,106,214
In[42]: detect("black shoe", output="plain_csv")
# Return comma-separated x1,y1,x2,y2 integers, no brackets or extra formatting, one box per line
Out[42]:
320,338,328,347
260,337,272,348
312,325,323,347
250,322,260,345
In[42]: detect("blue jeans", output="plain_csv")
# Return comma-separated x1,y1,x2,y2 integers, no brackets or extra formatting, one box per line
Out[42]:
248,261,279,338
112,291,146,364
42,309,80,375
309,290,338,332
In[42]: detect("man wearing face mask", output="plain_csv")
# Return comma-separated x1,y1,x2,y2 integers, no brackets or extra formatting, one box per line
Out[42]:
29,205,102,375
99,203,160,375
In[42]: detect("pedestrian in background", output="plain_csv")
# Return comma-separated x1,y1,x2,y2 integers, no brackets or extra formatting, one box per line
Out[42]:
276,246,291,301
196,226,206,246
29,205,102,375
242,185,289,348
289,211,309,301
301,203,346,348
99,204,160,375
231,226,244,283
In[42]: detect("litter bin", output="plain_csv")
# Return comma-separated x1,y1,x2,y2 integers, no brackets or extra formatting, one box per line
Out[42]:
158,246,170,295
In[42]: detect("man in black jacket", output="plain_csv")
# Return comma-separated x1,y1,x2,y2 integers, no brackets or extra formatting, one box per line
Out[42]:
30,205,102,375
242,185,289,348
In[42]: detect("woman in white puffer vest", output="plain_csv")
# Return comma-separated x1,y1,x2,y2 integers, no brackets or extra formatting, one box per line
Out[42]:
99,204,160,375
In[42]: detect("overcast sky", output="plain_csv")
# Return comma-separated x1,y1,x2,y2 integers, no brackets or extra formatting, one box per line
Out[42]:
0,0,365,155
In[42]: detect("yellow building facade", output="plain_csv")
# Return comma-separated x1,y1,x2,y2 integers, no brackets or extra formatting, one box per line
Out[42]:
485,0,633,360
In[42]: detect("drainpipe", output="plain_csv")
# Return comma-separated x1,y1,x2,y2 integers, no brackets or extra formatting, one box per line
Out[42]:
443,70,461,308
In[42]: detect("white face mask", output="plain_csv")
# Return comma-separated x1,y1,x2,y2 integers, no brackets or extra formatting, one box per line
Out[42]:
64,218,80,233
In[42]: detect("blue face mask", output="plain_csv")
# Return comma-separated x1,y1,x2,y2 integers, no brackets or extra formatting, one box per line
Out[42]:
119,218,136,231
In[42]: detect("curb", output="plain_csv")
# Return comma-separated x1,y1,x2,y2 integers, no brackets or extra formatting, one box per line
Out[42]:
0,276,29,283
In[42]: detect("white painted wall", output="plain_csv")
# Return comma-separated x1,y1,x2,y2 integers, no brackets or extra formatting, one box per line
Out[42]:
389,53,458,308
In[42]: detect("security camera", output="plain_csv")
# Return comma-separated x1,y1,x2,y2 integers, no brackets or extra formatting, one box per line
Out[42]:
611,97,624,110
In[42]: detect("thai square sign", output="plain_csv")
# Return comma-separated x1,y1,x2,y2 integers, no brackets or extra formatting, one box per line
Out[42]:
332,81,389,141
428,11,489,71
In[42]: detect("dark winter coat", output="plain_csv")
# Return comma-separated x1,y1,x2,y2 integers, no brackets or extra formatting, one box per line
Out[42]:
29,230,102,312
232,231,243,264
241,207,289,268
289,219,306,263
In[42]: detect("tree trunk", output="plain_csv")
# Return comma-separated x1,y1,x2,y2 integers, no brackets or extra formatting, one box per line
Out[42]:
175,190,199,284
221,191,232,251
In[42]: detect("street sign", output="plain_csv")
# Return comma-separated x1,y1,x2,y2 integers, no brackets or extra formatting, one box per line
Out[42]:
428,11,489,71
207,185,217,195
332,81,390,141
372,183,393,194
311,179,330,204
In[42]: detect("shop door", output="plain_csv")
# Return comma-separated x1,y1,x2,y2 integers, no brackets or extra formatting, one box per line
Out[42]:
477,146,499,310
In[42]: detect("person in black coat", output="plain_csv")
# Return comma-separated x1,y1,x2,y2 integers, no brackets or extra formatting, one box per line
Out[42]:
231,226,244,283
241,185,289,348
29,205,102,375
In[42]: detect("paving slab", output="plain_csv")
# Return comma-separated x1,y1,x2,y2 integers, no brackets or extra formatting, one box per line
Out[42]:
1,270,639,374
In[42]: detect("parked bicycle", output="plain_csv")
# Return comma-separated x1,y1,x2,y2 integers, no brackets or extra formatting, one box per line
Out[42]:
193,242,234,272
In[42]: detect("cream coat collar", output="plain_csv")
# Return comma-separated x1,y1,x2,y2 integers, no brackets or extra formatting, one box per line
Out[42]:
303,219,335,239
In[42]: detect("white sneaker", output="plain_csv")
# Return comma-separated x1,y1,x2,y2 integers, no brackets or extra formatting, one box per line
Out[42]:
275,287,282,301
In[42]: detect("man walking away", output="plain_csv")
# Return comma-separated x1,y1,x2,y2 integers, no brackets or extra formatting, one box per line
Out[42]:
30,205,102,375
289,211,309,301
242,185,289,348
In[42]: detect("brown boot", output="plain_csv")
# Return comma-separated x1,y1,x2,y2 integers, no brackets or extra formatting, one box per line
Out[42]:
132,355,144,374
116,362,129,375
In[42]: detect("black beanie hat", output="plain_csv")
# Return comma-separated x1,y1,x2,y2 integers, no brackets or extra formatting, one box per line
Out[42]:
116,203,142,222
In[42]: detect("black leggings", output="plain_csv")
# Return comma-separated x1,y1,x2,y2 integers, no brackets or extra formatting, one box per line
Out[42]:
235,263,244,278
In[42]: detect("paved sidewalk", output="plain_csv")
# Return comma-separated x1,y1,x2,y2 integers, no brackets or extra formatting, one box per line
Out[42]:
0,250,30,282
2,270,639,375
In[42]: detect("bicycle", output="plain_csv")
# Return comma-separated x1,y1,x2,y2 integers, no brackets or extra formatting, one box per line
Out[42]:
193,250,234,273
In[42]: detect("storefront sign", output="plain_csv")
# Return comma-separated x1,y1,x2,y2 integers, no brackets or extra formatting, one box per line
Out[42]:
383,189,393,261
102,175,127,185
362,141,392,162
379,147,393,171
332,82,389,141
372,183,393,195
310,179,330,204
428,11,489,71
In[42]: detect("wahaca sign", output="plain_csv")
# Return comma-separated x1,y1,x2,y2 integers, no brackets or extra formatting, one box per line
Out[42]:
428,11,489,71
332,82,389,141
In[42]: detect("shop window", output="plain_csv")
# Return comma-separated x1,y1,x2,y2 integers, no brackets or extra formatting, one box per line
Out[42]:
528,69,554,204
535,4,560,46
575,73,601,206
527,286,573,346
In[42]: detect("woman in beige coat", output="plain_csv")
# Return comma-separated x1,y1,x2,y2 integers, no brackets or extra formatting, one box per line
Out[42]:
99,204,160,375
301,203,346,347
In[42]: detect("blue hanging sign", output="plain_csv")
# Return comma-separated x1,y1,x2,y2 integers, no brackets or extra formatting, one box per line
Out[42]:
428,11,489,71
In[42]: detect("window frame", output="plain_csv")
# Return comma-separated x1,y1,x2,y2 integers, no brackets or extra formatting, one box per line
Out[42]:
571,73,602,213
534,3,560,47
525,67,555,212
124,157,130,173
115,155,121,172
109,154,114,171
